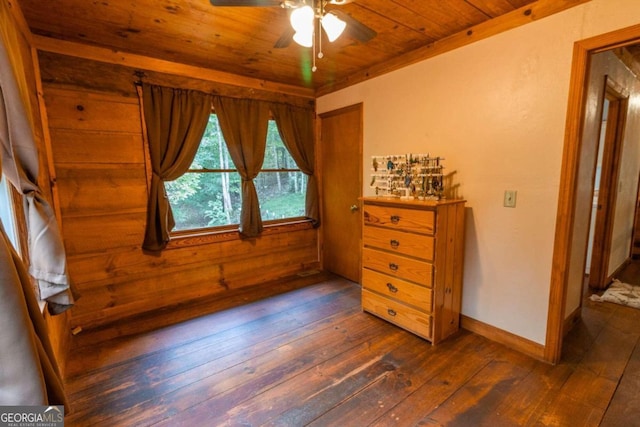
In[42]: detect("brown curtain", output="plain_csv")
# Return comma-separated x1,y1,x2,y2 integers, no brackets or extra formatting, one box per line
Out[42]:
141,84,212,251
0,34,74,314
270,103,319,226
212,96,269,237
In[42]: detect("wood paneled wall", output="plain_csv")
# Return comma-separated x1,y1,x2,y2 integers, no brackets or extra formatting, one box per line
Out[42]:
39,52,320,334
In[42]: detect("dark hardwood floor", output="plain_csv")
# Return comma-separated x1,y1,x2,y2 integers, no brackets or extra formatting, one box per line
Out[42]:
63,271,640,426
614,260,640,286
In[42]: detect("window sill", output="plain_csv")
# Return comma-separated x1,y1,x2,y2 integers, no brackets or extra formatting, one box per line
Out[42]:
166,218,314,249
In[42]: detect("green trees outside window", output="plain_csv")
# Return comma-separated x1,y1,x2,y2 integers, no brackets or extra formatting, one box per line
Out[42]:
166,115,306,231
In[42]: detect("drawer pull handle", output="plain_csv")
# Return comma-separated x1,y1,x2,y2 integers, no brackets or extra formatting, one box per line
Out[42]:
389,263,399,271
386,283,398,293
390,215,400,224
390,239,400,248
387,309,397,317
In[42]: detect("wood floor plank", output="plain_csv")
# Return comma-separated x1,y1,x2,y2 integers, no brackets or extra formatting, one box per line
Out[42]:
66,279,361,424
157,321,412,426
562,300,613,364
68,315,400,425
61,264,640,427
152,314,396,427
68,309,365,425
315,332,499,427
599,336,640,426
534,312,640,426
66,286,357,405
578,325,638,384
488,359,574,426
66,277,354,379
414,349,539,426
258,330,427,427
534,391,607,427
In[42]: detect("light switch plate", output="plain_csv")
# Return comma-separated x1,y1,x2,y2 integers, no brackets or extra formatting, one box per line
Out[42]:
504,190,517,208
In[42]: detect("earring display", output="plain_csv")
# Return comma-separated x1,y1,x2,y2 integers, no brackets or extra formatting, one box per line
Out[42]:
370,154,445,200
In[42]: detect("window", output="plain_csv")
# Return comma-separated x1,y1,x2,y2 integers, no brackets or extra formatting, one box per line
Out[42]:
166,114,307,232
0,175,19,250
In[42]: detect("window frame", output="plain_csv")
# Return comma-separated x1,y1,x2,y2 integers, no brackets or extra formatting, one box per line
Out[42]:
0,174,28,257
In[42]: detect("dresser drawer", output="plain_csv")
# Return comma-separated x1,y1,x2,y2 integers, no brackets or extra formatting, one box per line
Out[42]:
363,247,433,286
362,289,432,339
363,225,434,261
364,204,435,234
362,268,433,312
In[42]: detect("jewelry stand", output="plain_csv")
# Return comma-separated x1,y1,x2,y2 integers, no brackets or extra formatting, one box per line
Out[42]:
370,154,445,200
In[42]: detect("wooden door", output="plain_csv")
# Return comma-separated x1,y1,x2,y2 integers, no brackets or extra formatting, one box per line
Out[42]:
319,104,363,282
589,81,628,289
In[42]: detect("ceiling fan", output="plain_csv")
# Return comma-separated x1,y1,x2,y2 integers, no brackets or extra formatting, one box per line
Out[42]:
209,0,377,69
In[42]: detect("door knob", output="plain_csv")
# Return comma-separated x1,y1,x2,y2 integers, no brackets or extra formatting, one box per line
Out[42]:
350,204,359,212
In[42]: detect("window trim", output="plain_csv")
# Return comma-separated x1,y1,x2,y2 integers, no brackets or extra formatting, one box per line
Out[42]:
166,217,313,249
188,168,301,173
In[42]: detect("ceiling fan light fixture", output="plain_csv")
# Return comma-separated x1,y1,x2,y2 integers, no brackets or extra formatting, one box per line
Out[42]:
321,12,346,42
289,5,314,33
293,29,313,47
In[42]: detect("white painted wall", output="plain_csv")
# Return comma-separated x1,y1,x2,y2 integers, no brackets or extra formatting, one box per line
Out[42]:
317,0,640,345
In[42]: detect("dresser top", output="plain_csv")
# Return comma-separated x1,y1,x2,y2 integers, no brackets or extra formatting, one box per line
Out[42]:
361,197,466,208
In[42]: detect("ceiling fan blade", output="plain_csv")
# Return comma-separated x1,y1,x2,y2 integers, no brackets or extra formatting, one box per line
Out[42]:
331,9,377,43
274,26,295,48
210,0,282,6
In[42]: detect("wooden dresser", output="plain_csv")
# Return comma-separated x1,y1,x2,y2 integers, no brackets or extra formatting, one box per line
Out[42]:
361,197,466,344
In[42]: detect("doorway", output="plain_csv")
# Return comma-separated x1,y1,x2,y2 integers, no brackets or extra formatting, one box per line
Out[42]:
319,104,363,283
546,27,640,364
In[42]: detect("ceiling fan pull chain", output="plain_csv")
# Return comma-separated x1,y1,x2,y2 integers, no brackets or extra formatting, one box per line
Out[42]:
317,0,324,60
312,32,317,72
317,16,324,60
312,11,318,72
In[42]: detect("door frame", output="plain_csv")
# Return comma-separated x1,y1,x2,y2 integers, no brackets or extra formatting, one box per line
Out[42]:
545,24,640,364
588,79,628,290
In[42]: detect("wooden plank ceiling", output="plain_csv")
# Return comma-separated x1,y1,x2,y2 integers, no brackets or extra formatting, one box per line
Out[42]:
18,0,583,95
